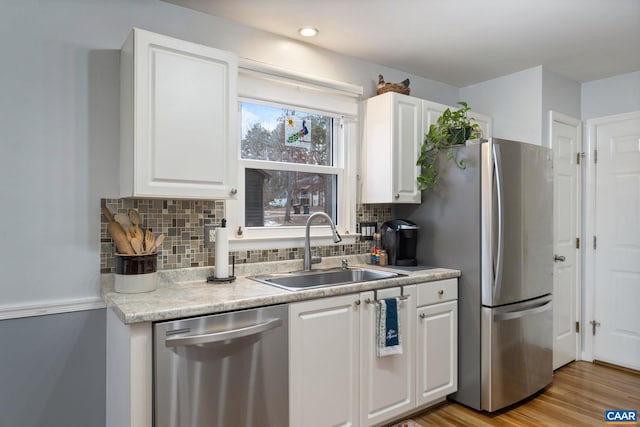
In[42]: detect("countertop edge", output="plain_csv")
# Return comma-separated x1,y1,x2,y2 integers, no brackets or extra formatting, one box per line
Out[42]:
103,263,460,324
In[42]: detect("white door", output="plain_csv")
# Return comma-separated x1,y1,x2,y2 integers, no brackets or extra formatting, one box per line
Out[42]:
550,112,581,369
289,294,360,427
591,112,640,371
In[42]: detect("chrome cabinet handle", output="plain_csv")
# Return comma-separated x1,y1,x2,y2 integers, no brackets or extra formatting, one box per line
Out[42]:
419,313,426,319
354,300,361,306
438,290,444,296
230,188,238,195
554,255,566,262
394,193,400,199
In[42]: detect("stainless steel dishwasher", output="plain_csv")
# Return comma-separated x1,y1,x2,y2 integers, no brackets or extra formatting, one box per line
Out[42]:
153,304,288,427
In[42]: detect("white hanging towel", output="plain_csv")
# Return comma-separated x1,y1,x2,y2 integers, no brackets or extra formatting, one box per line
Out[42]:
376,298,403,357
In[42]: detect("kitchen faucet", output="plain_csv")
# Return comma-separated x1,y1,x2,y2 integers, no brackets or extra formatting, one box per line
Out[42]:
303,212,342,271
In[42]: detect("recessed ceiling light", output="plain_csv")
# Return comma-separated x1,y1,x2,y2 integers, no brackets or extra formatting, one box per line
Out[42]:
298,27,318,37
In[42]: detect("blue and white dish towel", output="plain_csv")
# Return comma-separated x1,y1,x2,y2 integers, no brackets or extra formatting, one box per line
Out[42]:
377,298,403,357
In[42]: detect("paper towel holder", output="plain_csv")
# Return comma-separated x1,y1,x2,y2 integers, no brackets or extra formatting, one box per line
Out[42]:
207,255,236,284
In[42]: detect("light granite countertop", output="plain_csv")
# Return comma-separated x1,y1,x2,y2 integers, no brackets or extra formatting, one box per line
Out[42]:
102,254,460,324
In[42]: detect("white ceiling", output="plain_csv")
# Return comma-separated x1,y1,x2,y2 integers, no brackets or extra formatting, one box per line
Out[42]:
167,0,640,87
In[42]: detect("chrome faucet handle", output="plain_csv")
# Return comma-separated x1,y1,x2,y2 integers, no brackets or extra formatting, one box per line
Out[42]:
341,259,349,269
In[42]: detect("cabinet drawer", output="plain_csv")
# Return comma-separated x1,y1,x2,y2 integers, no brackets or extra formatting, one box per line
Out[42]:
416,279,457,306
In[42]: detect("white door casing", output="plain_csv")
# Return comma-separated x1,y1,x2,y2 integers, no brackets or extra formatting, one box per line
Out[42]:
550,111,581,370
585,111,640,370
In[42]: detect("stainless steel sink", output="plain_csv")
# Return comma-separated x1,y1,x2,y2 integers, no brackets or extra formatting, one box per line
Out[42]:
250,267,404,291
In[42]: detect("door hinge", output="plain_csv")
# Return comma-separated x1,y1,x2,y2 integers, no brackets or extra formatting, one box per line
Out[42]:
576,237,580,249
594,149,598,164
593,236,597,250
576,152,585,165
575,321,580,333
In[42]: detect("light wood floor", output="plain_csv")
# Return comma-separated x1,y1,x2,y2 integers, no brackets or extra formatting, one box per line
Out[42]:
410,361,640,426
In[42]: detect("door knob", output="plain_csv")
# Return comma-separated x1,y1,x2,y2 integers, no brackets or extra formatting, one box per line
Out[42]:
554,255,566,262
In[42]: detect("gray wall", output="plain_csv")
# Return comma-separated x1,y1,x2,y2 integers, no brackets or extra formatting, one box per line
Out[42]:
541,68,582,146
460,65,582,147
581,70,640,119
0,310,106,427
460,66,544,145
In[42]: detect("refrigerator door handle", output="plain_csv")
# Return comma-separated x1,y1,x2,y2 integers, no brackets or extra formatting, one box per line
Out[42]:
493,300,552,321
492,144,504,299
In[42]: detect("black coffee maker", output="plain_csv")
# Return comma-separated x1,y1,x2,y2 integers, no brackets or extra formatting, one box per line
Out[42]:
380,219,419,266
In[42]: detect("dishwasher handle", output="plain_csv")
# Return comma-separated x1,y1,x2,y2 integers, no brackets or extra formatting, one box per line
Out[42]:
165,318,282,348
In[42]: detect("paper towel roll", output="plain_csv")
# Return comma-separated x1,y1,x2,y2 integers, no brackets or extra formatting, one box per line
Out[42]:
214,226,229,279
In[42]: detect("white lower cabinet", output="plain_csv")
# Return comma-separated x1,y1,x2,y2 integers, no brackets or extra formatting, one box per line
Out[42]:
416,279,458,406
289,293,361,427
289,279,458,427
360,286,416,426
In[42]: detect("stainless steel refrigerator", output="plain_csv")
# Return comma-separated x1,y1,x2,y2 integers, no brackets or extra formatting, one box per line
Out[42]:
394,138,553,412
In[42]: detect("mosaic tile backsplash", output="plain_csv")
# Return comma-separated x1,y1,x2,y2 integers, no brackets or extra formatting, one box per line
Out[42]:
101,198,392,273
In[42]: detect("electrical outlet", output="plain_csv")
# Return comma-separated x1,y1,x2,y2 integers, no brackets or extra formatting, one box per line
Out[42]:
204,225,216,248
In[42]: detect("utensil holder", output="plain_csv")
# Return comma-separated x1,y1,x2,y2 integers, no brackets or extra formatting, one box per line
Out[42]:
114,253,158,293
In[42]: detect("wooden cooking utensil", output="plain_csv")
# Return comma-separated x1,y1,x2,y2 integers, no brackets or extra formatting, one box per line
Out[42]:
128,209,141,227
144,229,155,254
149,234,165,253
130,237,143,255
114,213,132,231
131,226,144,243
128,209,144,243
102,206,134,255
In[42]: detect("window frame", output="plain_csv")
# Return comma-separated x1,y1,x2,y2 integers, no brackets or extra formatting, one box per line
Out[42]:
227,64,361,250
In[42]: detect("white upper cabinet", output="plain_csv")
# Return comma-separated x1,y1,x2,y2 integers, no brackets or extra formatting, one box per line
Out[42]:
362,94,492,205
362,92,423,204
120,28,238,199
469,111,492,142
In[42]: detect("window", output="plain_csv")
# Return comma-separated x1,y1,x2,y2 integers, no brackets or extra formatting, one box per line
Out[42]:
228,63,362,247
240,102,338,227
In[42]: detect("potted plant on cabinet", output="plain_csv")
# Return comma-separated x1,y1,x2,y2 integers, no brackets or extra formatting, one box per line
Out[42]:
416,101,481,191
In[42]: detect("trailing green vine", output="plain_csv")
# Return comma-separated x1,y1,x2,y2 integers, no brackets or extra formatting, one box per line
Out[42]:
416,102,481,191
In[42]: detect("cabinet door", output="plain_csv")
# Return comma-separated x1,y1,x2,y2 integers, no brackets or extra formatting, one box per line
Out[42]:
360,287,416,426
422,100,448,133
469,111,492,140
392,95,422,203
121,28,238,199
362,92,421,204
416,300,458,407
289,295,360,427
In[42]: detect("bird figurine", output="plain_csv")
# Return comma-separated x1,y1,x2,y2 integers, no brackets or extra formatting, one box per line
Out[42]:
377,74,410,95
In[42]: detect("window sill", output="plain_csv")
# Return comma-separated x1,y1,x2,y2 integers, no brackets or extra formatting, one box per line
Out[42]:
229,233,359,251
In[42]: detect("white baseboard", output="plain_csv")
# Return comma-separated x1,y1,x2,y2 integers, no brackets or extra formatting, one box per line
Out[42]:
0,297,106,320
